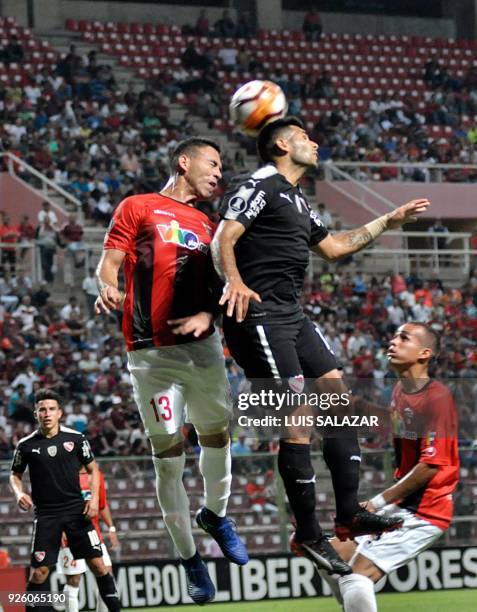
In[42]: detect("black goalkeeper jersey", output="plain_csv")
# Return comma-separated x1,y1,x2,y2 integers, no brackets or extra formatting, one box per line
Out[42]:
220,164,328,324
11,426,94,516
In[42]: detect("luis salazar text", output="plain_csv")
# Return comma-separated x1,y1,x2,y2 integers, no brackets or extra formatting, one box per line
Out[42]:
237,415,379,427
237,391,352,411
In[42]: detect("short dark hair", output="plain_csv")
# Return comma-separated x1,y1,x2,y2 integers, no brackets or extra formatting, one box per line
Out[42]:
409,322,440,358
34,389,62,406
257,116,304,163
169,137,221,173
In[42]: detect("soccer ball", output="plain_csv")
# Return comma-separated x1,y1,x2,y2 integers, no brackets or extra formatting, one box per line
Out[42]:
229,80,288,136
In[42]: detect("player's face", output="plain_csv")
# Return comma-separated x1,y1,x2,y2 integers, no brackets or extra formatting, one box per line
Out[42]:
387,325,431,368
35,400,62,432
185,146,222,199
287,127,319,168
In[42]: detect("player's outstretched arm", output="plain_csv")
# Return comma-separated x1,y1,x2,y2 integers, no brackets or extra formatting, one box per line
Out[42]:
211,220,261,323
312,199,430,261
9,472,33,511
95,248,126,314
365,462,438,512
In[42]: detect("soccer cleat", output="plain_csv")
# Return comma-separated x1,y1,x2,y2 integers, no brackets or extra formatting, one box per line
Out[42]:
290,532,352,576
181,551,215,605
196,507,249,565
335,508,404,542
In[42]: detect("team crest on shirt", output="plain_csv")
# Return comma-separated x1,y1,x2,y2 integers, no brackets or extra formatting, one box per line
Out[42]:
34,551,46,562
63,442,74,452
288,374,305,394
47,446,57,457
156,220,207,252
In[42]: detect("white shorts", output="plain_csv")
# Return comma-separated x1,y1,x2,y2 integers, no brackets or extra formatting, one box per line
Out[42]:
127,332,232,437
354,505,444,574
56,543,112,575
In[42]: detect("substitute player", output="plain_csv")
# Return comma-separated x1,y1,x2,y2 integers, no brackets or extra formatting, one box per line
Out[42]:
212,116,430,574
95,137,248,605
321,323,459,611
57,467,118,612
9,390,121,612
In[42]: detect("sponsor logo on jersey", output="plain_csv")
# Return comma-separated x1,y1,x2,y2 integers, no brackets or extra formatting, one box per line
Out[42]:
32,448,40,454
403,407,414,425
47,445,57,457
244,190,266,220
63,441,74,452
350,455,362,462
423,446,437,458
154,209,175,217
34,551,46,562
156,220,206,251
309,209,324,226
288,374,305,394
13,450,22,466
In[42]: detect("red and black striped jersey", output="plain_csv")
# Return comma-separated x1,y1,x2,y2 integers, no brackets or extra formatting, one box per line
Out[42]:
104,193,217,351
391,380,459,530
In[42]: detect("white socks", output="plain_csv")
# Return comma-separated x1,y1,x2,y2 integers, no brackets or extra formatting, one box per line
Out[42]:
318,569,343,605
199,443,232,517
153,455,196,560
63,584,79,612
96,590,109,612
339,574,377,612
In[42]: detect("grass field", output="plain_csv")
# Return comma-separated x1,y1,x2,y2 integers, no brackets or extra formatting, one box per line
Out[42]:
126,589,476,611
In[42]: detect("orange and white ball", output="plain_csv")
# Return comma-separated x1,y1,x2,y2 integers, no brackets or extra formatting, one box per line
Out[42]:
229,80,288,136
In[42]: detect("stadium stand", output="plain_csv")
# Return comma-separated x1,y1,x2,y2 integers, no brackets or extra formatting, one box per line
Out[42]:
0,12,476,568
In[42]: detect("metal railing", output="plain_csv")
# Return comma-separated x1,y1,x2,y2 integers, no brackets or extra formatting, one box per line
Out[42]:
1,152,82,219
324,160,477,183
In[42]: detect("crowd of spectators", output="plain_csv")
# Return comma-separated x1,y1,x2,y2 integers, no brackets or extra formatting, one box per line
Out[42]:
0,253,475,465
0,19,476,469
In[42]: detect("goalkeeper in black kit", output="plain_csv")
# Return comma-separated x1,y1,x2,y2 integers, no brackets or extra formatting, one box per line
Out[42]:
211,116,430,575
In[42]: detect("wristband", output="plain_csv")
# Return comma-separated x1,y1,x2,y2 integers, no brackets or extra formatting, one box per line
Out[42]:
364,214,389,240
370,493,387,509
109,526,116,533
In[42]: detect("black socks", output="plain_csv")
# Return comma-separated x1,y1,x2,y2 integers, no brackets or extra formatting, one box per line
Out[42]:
322,436,362,522
278,441,322,542
96,573,121,612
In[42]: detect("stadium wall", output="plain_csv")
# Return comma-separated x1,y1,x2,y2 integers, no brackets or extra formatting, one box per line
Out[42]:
316,180,477,224
44,548,477,608
283,10,455,38
0,0,455,37
0,174,68,224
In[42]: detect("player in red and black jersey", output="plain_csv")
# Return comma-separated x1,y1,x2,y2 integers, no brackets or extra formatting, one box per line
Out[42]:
95,138,248,605
323,323,459,612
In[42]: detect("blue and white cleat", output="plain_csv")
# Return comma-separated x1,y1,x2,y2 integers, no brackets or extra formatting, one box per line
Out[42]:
196,507,249,565
181,551,215,605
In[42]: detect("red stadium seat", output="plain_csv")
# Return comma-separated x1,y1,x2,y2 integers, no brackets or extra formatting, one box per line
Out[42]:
65,19,78,31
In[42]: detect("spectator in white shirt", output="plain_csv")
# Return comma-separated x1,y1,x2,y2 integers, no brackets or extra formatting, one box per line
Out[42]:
12,295,38,331
412,296,432,322
346,329,368,359
37,201,59,230
387,298,405,327
60,296,81,321
82,268,99,316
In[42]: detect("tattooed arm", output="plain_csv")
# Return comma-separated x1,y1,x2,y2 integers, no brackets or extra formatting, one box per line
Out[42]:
312,199,430,262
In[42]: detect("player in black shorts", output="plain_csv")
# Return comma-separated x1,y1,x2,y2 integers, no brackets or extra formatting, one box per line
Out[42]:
10,389,121,612
212,116,430,574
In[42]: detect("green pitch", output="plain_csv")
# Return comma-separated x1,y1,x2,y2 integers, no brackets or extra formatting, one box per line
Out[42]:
127,589,476,611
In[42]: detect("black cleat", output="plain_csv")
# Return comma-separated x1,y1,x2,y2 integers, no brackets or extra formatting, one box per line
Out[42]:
290,532,352,576
335,508,404,541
